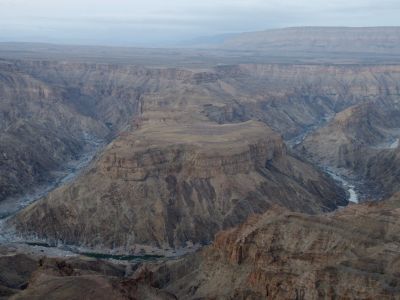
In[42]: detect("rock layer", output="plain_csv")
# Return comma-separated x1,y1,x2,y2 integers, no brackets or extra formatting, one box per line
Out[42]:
0,248,173,300
154,193,400,299
7,60,400,252
299,97,400,198
12,119,345,249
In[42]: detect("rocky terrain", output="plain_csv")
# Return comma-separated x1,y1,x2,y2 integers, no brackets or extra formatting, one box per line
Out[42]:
4,193,400,299
2,31,400,298
0,63,107,202
149,192,400,299
5,61,400,253
0,60,160,203
0,247,174,300
299,96,400,199
11,116,345,250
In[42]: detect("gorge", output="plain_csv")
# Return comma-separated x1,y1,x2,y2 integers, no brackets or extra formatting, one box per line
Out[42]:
1,27,400,299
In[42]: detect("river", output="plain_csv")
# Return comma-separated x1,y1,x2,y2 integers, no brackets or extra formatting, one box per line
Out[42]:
324,168,359,203
286,117,361,205
0,136,104,220
0,135,105,253
0,135,191,261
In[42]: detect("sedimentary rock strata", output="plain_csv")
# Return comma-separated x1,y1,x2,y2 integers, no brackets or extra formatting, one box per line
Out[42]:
12,119,345,249
154,193,400,299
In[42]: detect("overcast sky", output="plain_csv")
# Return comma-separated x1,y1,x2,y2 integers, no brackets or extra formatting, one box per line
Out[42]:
1,0,399,46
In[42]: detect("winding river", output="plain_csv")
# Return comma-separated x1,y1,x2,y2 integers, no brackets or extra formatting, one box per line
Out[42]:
0,118,375,259
0,137,104,221
0,136,104,253
286,118,361,205
324,168,359,203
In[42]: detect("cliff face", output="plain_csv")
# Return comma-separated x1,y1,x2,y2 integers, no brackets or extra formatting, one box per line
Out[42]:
299,96,400,197
156,193,400,299
0,67,109,202
210,64,400,139
12,119,345,249
3,60,400,203
0,61,193,203
4,194,400,300
0,248,174,300
8,61,400,251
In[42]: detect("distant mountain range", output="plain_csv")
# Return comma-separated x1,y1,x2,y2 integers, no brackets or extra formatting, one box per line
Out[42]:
185,26,400,54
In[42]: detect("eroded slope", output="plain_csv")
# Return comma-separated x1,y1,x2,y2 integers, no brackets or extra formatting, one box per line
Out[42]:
12,117,344,250
154,193,400,299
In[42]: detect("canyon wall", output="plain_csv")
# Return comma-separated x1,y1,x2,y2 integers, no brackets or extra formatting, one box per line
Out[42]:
7,60,400,252
12,119,345,249
154,193,400,299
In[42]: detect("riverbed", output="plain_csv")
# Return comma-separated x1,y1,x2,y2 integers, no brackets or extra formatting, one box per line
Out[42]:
0,138,104,220
0,135,107,256
324,168,359,203
286,116,363,204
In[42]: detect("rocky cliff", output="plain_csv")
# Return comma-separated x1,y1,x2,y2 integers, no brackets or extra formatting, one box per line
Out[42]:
0,60,193,203
0,247,173,300
4,194,400,299
11,119,345,250
3,60,400,204
299,96,400,198
154,193,400,299
0,66,109,202
209,64,400,139
8,61,400,252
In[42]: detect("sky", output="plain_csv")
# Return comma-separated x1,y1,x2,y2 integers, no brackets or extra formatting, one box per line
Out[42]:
0,0,399,46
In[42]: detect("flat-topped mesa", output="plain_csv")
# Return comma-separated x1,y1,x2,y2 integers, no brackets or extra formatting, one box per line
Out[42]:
99,121,284,181
11,119,344,250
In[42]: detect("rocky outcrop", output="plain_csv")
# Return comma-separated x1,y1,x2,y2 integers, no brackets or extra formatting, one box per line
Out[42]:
11,119,345,250
5,194,400,300
0,251,37,298
0,248,174,300
154,193,400,299
0,68,109,202
9,60,400,251
3,59,400,203
299,97,400,198
210,64,400,139
0,60,195,203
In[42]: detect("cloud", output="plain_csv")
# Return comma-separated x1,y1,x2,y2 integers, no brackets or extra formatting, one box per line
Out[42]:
0,0,399,46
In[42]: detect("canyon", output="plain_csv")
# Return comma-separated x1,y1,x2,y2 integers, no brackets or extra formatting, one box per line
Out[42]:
150,192,400,299
1,27,400,299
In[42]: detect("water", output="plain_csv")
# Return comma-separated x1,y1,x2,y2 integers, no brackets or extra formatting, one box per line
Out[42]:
0,134,105,245
287,114,334,148
0,133,175,262
389,139,399,149
285,115,361,205
325,168,359,204
372,138,399,150
80,252,163,261
0,136,104,220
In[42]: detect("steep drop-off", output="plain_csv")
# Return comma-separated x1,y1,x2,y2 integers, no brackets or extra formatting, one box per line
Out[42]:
0,248,173,300
3,61,400,204
152,193,400,299
299,97,400,198
0,65,108,202
0,60,193,203
12,118,345,250
5,60,400,253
